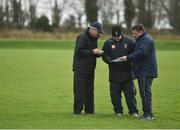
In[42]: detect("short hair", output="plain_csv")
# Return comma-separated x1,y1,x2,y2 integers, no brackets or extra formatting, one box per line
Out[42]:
132,24,145,32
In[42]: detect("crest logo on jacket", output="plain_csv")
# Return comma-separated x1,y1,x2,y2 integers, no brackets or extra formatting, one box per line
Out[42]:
112,45,116,49
124,44,127,49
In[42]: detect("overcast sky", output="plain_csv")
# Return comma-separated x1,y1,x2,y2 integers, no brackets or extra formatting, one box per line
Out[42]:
34,0,85,25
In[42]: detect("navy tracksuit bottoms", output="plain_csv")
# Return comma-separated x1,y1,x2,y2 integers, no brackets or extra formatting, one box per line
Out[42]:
137,77,153,116
110,80,138,114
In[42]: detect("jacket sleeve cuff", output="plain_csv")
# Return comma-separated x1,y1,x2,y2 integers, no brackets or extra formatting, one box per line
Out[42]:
127,55,132,61
91,50,94,55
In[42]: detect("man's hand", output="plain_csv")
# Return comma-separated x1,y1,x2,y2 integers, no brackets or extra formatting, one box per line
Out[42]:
97,49,104,55
93,48,104,55
119,56,128,61
93,48,99,54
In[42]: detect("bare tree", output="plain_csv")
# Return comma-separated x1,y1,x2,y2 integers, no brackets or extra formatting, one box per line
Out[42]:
51,0,65,28
136,0,157,29
115,0,121,24
124,0,135,29
57,0,84,28
98,0,114,25
85,0,98,23
0,4,4,27
71,0,85,28
28,0,39,28
98,0,123,25
162,0,180,33
10,0,27,28
4,0,10,25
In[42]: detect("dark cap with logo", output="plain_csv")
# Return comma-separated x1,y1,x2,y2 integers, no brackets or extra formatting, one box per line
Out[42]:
112,25,122,37
90,22,104,33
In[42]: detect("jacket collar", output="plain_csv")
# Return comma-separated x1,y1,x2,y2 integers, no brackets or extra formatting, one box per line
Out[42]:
111,35,123,43
136,32,146,42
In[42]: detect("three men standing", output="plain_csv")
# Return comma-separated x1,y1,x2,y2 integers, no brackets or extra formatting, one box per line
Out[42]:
73,23,158,120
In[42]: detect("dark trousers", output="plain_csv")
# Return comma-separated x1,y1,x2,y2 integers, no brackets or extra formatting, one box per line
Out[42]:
110,80,138,114
137,77,153,116
73,70,94,113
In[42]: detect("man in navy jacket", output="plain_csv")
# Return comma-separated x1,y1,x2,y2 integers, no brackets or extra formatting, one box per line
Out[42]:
120,24,158,120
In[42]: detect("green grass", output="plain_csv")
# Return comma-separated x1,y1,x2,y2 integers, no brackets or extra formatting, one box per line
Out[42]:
0,40,180,128
0,39,180,50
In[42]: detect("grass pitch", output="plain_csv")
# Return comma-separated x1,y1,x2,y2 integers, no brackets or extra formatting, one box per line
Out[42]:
0,40,180,129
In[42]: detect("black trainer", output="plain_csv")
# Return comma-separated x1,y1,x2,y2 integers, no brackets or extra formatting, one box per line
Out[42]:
130,113,139,118
140,115,152,120
150,113,155,120
85,112,95,114
73,111,81,115
116,113,123,116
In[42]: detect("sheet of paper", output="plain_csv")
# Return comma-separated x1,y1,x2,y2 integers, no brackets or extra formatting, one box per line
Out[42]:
110,58,123,62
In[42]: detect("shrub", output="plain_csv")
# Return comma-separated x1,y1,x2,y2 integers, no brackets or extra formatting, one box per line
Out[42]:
34,15,53,32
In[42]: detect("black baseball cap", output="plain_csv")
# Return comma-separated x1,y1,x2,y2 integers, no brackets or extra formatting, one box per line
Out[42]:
112,25,122,37
90,22,104,33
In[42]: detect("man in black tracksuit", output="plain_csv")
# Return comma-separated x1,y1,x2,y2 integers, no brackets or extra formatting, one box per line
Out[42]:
103,26,138,117
72,22,104,114
102,25,138,116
